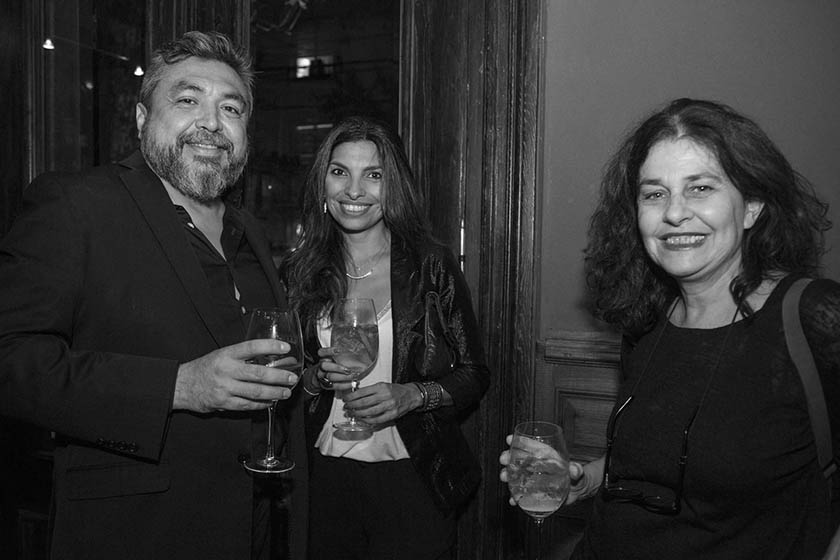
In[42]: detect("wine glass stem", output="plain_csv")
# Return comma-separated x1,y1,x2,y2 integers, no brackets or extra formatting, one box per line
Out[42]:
534,519,544,560
265,400,278,463
348,381,358,426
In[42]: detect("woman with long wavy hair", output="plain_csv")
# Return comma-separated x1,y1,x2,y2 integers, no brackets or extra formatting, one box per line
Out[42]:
284,116,490,560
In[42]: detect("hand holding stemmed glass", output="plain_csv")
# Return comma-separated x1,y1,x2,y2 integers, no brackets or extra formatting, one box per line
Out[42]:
328,298,379,439
506,421,571,560
242,308,303,474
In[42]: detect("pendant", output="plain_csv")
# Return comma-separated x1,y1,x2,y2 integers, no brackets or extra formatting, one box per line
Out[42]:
345,270,372,280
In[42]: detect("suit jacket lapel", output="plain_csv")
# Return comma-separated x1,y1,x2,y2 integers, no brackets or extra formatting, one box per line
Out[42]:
118,151,228,348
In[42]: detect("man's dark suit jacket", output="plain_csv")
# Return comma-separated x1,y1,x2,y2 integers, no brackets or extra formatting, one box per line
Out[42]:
0,151,308,559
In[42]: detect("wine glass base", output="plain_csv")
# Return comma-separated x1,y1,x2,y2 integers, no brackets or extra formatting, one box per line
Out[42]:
242,458,295,475
333,422,373,440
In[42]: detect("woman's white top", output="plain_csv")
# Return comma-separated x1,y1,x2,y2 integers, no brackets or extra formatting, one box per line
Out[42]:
314,301,411,462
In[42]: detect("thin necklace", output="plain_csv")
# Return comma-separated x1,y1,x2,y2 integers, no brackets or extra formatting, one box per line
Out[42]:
345,238,389,280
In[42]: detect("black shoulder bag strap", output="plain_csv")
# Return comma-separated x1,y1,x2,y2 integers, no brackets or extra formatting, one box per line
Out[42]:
783,278,837,480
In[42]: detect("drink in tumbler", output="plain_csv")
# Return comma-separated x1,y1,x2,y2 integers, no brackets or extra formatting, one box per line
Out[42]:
508,451,570,519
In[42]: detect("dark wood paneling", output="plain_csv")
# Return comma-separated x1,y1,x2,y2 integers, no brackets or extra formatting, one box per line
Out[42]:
476,1,546,558
400,1,466,255
401,1,545,558
0,0,27,235
534,331,621,559
538,331,621,462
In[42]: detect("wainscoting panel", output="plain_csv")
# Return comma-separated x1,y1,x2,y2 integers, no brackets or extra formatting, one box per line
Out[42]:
532,330,623,558
536,330,622,462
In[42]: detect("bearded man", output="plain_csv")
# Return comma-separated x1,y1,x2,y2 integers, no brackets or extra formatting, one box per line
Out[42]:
0,31,306,560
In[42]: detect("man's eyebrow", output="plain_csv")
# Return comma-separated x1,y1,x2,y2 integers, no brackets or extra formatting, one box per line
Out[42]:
167,79,204,96
167,79,248,107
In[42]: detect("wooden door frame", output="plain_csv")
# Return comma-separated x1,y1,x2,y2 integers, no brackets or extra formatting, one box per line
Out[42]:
400,1,545,557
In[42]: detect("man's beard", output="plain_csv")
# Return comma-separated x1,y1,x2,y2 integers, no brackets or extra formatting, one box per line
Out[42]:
141,129,248,203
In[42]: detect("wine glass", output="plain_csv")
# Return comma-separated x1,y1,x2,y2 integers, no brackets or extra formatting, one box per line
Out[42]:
330,298,379,438
507,421,571,560
242,307,303,474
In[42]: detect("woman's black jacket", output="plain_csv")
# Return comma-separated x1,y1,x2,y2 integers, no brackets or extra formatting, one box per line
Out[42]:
302,240,491,512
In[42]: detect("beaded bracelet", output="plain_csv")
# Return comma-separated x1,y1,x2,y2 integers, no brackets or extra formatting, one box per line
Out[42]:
421,381,443,411
414,381,443,411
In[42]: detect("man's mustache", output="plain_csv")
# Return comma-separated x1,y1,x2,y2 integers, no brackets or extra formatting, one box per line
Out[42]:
178,131,233,153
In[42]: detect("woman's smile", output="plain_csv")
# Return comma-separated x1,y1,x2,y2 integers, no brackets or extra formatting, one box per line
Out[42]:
661,234,707,250
339,202,373,214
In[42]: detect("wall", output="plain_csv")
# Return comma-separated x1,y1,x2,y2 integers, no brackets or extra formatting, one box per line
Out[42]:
540,0,840,335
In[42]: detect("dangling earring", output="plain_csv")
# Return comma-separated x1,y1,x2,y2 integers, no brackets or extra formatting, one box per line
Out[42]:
322,200,328,214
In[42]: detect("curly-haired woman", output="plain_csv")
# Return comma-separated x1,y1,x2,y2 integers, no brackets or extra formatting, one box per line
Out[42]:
503,98,839,559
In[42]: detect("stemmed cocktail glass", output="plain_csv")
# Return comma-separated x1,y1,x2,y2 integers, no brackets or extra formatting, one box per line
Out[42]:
330,298,379,439
242,308,302,474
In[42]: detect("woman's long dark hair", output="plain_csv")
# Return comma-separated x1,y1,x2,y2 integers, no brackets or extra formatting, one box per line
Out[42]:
283,116,430,331
585,98,831,337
